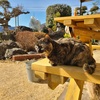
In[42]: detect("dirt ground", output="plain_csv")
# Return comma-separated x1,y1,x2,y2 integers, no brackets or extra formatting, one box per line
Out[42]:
0,50,100,100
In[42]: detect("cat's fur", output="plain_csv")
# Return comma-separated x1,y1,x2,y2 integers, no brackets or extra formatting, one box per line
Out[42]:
38,35,96,74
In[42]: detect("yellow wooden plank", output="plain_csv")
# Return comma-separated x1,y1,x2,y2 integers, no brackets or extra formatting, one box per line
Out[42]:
84,18,100,29
48,74,58,89
92,45,100,50
31,58,100,84
89,40,93,55
86,44,100,50
63,19,76,27
54,14,100,24
47,74,67,89
79,37,90,43
76,22,88,29
65,78,84,100
74,28,100,40
35,71,47,80
84,18,94,24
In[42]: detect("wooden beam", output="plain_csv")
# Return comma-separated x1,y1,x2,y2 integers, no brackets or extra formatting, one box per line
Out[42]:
84,18,100,29
31,58,100,84
74,28,100,40
84,18,95,25
76,22,88,29
65,78,84,100
12,53,45,61
54,14,100,23
86,44,100,50
92,45,100,50
47,74,67,89
54,14,100,30
63,19,76,27
35,71,47,80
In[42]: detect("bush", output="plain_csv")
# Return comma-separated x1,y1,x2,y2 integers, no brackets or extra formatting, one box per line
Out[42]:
15,31,38,51
33,32,46,39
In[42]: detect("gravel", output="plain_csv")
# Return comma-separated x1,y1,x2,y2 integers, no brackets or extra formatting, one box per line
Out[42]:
0,50,100,100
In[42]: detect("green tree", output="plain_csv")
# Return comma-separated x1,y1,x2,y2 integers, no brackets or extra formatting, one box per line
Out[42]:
55,11,61,17
0,0,29,31
46,4,71,31
75,6,87,15
90,0,99,14
90,5,99,14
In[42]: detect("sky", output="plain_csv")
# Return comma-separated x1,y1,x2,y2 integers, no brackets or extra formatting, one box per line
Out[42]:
8,0,99,27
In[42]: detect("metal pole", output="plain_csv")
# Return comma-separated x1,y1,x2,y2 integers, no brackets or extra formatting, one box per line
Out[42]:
18,16,19,27
80,1,82,15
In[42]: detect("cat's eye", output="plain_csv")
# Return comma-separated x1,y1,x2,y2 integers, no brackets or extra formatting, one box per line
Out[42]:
44,39,49,43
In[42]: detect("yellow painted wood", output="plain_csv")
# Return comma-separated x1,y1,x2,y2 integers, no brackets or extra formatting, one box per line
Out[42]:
89,40,93,55
84,18,95,25
47,74,67,89
31,58,100,100
84,18,100,29
54,14,100,25
48,74,58,89
65,78,84,100
31,58,100,84
54,14,100,31
79,36,90,43
76,22,88,29
86,44,100,50
74,28,100,40
64,19,76,27
92,45,100,50
35,71,47,80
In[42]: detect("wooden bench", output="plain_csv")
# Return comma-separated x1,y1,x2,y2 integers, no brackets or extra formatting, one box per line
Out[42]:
31,58,100,100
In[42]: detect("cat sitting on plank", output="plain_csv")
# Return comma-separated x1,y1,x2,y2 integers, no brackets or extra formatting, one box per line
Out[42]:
38,35,96,74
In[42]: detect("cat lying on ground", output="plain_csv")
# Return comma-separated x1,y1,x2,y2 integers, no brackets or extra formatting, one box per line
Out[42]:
38,35,96,74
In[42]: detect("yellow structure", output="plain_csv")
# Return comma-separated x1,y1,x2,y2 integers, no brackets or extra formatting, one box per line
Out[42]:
32,58,100,100
31,14,100,100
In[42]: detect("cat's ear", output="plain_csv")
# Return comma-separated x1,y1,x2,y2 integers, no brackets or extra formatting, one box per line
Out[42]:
45,34,51,41
45,34,50,38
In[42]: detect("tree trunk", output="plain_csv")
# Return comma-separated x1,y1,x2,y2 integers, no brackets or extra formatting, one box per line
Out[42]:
3,21,9,31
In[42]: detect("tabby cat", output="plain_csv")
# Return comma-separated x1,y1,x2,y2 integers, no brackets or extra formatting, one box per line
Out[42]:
38,35,96,74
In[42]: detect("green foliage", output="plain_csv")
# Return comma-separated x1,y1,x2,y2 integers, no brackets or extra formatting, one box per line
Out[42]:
89,0,100,14
75,6,87,15
0,0,11,9
82,6,87,10
55,12,61,17
75,0,100,15
46,4,72,31
75,7,80,10
0,0,29,31
90,5,99,14
41,26,48,34
64,33,71,38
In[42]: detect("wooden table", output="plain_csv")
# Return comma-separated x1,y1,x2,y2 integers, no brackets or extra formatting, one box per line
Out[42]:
54,14,100,31
54,14,100,53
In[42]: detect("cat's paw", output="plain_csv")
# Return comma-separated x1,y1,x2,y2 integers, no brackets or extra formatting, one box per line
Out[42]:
83,63,95,74
52,63,57,66
49,61,57,66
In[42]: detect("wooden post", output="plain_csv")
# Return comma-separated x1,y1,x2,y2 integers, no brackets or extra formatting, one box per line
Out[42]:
65,78,84,100
89,39,93,55
47,74,67,89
